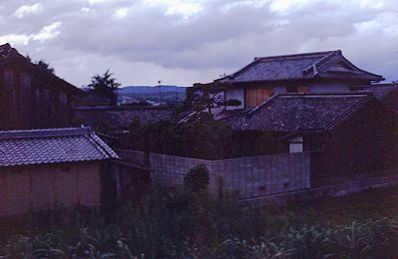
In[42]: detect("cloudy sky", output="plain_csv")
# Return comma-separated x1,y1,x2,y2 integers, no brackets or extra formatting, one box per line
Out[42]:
0,0,397,87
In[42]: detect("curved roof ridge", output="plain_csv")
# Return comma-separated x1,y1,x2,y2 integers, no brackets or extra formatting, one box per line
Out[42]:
323,95,373,130
247,93,280,116
303,50,341,75
255,50,340,61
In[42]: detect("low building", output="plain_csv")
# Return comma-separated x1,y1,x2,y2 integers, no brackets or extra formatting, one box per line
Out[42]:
73,90,114,107
365,83,398,112
190,50,384,110
0,127,119,215
73,106,177,137
0,43,80,130
222,93,398,186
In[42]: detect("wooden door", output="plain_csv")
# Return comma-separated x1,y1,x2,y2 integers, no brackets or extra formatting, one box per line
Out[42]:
245,88,273,108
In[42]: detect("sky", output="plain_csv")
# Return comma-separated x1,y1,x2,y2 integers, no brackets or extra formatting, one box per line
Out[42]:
0,0,397,87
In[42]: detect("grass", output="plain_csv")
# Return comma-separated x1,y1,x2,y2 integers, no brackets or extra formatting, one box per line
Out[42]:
1,185,398,258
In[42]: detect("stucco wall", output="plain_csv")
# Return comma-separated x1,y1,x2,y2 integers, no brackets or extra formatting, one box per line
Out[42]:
308,83,351,93
273,86,287,94
118,150,311,199
0,161,102,216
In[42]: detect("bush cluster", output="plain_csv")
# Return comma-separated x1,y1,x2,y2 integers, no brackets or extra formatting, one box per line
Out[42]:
121,113,283,159
1,185,398,258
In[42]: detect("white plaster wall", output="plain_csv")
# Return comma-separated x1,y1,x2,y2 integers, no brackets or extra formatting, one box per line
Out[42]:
308,83,351,93
273,86,287,94
289,137,304,153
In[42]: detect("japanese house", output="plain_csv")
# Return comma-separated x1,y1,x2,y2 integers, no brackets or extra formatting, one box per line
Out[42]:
192,50,384,110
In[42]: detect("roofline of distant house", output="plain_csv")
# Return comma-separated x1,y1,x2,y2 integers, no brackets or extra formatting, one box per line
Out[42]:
215,50,342,83
254,50,341,61
219,92,375,125
198,77,382,89
212,50,384,84
0,43,80,94
73,105,177,111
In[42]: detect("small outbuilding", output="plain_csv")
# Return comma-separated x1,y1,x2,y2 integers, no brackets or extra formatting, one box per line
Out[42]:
0,126,119,215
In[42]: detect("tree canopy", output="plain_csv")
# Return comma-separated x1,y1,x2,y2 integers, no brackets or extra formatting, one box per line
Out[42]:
190,83,241,113
36,60,55,74
120,112,283,159
87,70,121,105
26,55,55,74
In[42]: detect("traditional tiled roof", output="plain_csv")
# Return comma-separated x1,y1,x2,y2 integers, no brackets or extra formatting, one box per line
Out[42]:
74,90,113,106
218,50,383,84
367,84,398,112
74,106,176,134
222,93,373,133
0,43,20,60
0,127,119,167
367,83,398,100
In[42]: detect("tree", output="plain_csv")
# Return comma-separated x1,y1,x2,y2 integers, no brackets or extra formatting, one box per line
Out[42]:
26,55,55,74
190,83,241,114
36,59,55,74
87,70,121,105
184,164,209,192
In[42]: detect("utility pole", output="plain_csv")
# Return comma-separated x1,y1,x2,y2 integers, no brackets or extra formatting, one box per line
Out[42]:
158,80,162,104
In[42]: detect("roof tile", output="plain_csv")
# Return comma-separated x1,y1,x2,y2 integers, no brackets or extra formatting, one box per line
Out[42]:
222,93,372,132
219,50,383,83
0,127,119,167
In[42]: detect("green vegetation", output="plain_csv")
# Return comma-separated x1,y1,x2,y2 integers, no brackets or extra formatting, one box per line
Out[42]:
26,55,56,75
122,113,282,159
189,83,241,113
87,70,121,105
1,185,398,258
183,164,210,192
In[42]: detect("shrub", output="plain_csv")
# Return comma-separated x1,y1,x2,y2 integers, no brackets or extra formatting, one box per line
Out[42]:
120,113,282,159
2,185,398,258
184,164,209,192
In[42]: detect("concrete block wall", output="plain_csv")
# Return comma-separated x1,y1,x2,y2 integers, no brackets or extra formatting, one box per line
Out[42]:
208,152,310,199
117,149,147,165
118,149,311,199
150,153,211,186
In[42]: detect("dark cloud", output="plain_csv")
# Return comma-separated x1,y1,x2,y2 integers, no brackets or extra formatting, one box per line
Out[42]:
0,0,397,86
